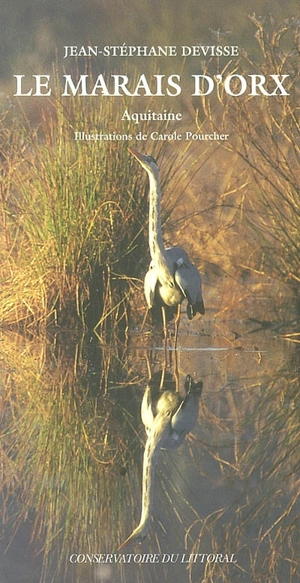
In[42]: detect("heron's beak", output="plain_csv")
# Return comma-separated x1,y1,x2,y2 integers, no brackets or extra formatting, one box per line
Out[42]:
128,146,144,163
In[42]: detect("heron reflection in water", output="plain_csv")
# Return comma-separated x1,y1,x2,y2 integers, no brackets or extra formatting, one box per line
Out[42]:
117,373,203,550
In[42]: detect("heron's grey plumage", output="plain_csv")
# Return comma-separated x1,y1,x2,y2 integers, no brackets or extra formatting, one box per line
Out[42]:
128,148,204,331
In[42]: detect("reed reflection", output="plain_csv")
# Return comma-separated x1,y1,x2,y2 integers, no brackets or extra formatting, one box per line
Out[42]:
186,348,300,583
0,331,145,582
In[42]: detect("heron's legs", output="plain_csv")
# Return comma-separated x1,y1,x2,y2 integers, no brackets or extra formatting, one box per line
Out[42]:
173,349,179,392
161,306,168,365
174,304,181,350
161,306,168,339
145,351,152,381
140,307,150,333
159,366,166,390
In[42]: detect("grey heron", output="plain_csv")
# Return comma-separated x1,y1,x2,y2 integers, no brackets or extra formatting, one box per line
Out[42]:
117,374,203,550
128,147,205,346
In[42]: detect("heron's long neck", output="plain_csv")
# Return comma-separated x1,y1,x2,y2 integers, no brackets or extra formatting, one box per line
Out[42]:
116,413,170,549
139,411,172,527
138,430,160,531
148,169,167,262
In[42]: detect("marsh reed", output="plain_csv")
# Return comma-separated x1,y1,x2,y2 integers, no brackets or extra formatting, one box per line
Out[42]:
194,15,300,312
1,71,182,334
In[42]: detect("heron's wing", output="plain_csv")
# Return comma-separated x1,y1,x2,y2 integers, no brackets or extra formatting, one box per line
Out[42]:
141,385,154,432
171,392,199,435
184,374,203,396
165,245,191,265
174,263,205,317
144,263,157,309
174,263,201,302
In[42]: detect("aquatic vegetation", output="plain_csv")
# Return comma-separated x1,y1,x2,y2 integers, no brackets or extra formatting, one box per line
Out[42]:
195,15,300,309
0,74,170,332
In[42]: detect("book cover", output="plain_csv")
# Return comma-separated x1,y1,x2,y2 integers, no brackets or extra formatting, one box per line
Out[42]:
0,2,299,582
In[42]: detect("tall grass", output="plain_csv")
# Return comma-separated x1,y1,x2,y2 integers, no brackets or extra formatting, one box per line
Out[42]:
1,65,216,333
0,71,177,333
195,15,300,308
229,16,300,295
0,331,145,583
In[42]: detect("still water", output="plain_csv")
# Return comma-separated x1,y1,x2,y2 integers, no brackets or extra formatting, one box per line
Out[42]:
0,313,299,583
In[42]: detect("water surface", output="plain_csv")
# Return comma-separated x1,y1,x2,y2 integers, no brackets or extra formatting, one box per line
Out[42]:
0,313,299,583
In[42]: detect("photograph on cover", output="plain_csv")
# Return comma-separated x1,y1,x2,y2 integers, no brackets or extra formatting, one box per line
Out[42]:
0,1,299,582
